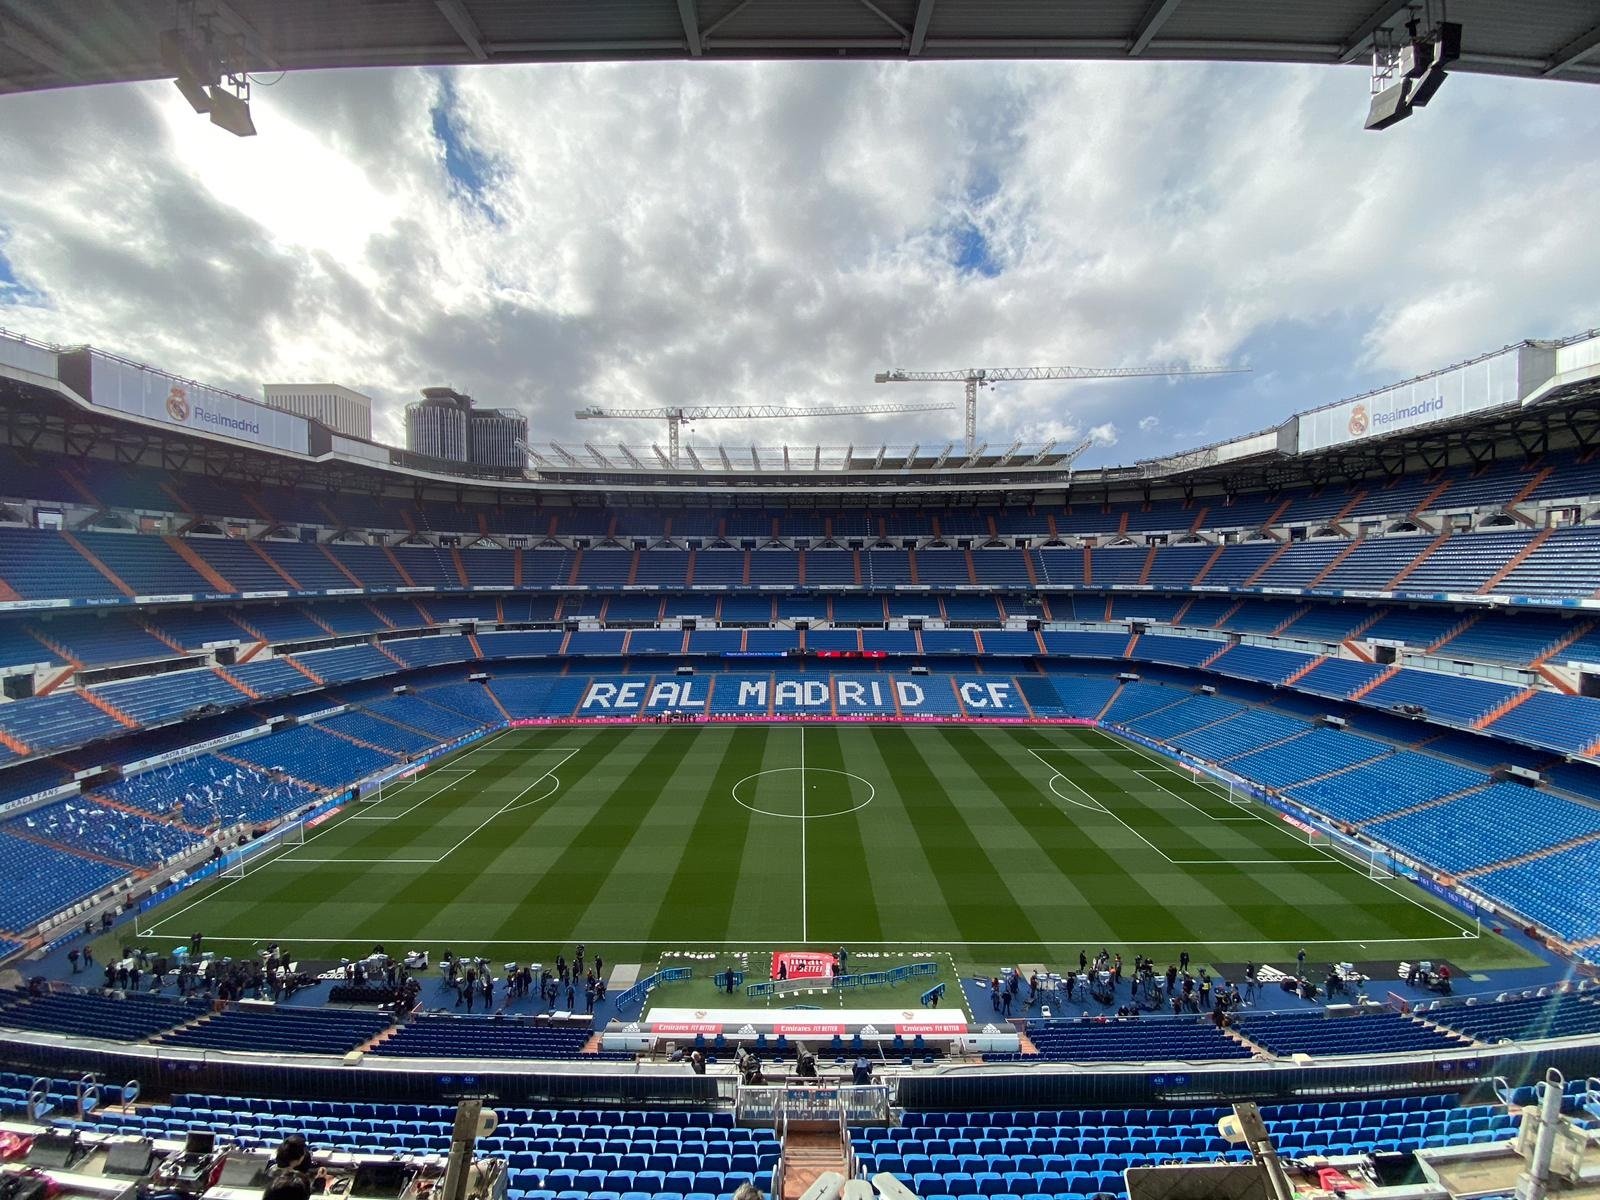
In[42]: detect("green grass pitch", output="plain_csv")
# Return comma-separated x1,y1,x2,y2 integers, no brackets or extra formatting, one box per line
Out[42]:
135,724,1536,976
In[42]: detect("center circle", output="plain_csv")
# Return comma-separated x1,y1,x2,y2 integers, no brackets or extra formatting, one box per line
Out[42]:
731,767,876,819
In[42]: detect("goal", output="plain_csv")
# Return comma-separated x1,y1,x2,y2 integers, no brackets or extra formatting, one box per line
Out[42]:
1368,847,1396,880
1303,826,1333,848
220,821,303,879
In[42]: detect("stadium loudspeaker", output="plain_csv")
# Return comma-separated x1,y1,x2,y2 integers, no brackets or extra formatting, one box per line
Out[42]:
208,87,257,137
173,73,213,114
1410,64,1449,106
1365,78,1414,130
1436,21,1463,64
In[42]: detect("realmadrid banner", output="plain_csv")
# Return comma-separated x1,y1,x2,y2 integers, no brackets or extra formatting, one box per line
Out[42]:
576,673,1027,716
772,951,837,980
1295,347,1520,453
69,350,311,455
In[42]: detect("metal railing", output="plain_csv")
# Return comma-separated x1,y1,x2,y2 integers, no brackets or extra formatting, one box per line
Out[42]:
735,1083,891,1127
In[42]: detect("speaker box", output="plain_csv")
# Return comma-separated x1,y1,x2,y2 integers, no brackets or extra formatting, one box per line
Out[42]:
1364,78,1414,130
104,1139,156,1178
27,1131,80,1169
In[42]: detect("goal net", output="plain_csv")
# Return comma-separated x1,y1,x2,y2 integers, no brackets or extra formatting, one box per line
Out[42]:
1368,847,1396,880
1304,826,1333,848
357,779,385,805
220,821,303,880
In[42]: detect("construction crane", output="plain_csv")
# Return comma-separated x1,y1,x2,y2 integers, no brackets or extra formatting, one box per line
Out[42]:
574,401,954,464
874,363,1250,453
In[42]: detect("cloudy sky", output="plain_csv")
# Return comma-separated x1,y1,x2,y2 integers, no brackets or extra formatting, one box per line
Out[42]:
1,57,1597,467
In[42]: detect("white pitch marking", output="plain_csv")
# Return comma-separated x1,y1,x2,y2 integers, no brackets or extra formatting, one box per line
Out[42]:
799,723,807,941
351,769,472,821
1097,728,1478,938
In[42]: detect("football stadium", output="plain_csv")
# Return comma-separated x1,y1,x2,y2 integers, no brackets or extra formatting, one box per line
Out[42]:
2,7,1600,1200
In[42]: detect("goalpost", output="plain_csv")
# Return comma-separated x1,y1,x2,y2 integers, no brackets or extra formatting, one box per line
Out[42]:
1368,846,1396,880
221,821,304,880
357,778,385,806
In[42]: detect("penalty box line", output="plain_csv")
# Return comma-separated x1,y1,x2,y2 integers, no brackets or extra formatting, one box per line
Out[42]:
291,747,581,865
1130,769,1257,822
144,749,583,941
1104,734,1479,940
1031,747,1352,866
350,769,473,822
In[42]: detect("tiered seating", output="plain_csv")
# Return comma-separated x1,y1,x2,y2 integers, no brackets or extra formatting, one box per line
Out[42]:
865,1095,1515,1197
316,711,428,755
1473,841,1600,944
1039,674,1119,718
1012,1019,1251,1063
1168,709,1306,762
1485,691,1600,754
1424,989,1600,1043
1133,634,1225,667
94,668,246,726
385,634,476,669
1369,783,1600,873
362,695,484,742
91,753,310,826
1364,668,1519,724
1319,536,1430,589
1285,753,1487,825
1237,1010,1464,1056
371,1018,631,1060
1125,695,1241,740
0,989,206,1040
1227,728,1390,788
74,532,214,594
1210,644,1314,684
0,832,125,931
227,725,397,790
0,528,124,599
156,1006,394,1055
0,693,128,753
70,1095,777,1186
4,796,201,865
1496,525,1600,596
32,614,175,665
291,643,398,685
1102,683,1184,725
1399,531,1534,592
230,657,317,699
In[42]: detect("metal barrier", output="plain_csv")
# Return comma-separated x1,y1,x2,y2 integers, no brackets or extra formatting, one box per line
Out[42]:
747,962,938,1000
615,966,695,1013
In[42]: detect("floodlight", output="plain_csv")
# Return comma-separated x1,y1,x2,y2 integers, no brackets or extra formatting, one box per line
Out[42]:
173,74,212,114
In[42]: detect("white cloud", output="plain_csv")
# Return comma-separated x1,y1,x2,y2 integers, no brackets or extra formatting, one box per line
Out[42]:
0,60,1596,465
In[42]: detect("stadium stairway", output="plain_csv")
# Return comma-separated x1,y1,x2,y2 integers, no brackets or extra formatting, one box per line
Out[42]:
782,1131,849,1200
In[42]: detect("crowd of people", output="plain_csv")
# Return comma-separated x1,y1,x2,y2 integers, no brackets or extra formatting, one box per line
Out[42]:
986,947,1372,1023
439,945,607,1015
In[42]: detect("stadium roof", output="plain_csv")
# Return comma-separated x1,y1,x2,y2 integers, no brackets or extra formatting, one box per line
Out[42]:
2,1,1598,95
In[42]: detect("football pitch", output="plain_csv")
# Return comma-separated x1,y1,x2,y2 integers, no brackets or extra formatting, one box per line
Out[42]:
137,724,1534,974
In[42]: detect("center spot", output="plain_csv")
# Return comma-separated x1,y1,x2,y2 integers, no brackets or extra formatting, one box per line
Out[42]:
731,767,876,819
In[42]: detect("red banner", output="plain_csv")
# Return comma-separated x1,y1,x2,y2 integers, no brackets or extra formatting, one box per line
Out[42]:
772,951,838,980
650,1021,723,1035
894,1021,967,1035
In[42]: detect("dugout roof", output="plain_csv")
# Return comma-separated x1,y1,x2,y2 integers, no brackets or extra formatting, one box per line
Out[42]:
1,1,1598,95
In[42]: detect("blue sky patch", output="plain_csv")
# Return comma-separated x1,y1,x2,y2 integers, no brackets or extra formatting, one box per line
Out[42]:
431,74,501,221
